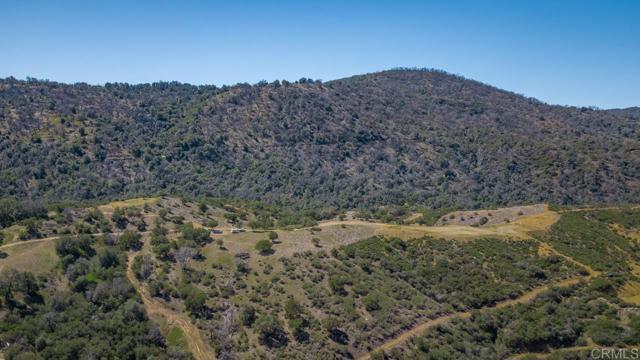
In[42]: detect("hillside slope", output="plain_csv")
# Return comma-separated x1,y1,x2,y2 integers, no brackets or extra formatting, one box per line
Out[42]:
1,69,638,208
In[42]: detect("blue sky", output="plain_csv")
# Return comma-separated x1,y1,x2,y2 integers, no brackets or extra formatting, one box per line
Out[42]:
1,0,638,108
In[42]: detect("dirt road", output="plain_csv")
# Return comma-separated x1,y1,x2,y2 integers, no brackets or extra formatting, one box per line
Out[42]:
357,241,599,360
0,233,214,360
126,252,214,360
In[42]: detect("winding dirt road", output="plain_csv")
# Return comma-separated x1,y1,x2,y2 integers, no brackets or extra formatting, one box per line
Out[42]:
357,242,600,360
126,252,214,360
0,206,618,360
0,234,214,360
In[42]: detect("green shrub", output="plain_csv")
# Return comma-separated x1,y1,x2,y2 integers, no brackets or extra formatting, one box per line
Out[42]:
255,240,273,255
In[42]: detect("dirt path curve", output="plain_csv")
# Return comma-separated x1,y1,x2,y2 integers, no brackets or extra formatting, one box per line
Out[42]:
126,252,214,360
357,241,599,360
537,242,600,278
356,276,586,359
0,234,214,360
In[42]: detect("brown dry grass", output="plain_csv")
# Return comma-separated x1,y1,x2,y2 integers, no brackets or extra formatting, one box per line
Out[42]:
619,281,640,305
98,197,160,213
436,204,548,227
201,207,563,269
0,240,58,274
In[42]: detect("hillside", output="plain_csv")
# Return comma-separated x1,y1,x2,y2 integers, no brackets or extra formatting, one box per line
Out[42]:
1,69,639,209
0,198,639,359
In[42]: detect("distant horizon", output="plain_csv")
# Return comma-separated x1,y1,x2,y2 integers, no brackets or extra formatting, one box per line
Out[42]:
2,1,638,108
3,68,638,111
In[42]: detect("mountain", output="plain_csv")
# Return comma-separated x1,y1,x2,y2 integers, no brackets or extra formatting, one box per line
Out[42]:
1,69,638,209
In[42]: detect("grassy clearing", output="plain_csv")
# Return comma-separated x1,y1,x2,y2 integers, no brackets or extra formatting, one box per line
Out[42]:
0,240,57,274
619,281,640,305
98,197,160,212
197,208,563,272
632,264,640,277
436,204,548,226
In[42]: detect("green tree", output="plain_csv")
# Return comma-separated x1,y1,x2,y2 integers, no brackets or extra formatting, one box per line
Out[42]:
239,305,256,326
180,223,211,246
119,230,142,251
184,286,208,317
255,315,287,348
111,207,128,229
255,240,273,255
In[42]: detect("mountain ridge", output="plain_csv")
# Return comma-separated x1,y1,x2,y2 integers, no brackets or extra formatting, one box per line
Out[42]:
1,69,638,209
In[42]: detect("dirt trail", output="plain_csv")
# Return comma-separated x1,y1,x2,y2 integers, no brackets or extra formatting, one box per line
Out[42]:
0,231,151,251
356,275,586,359
357,241,599,360
0,205,618,360
0,234,214,360
537,242,600,278
559,205,640,213
0,236,60,250
126,252,214,360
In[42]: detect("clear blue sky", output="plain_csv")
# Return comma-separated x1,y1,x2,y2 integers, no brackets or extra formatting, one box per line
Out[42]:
1,0,638,109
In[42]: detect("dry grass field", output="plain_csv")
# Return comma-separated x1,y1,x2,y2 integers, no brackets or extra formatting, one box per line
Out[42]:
436,204,548,226
619,281,640,305
0,240,58,274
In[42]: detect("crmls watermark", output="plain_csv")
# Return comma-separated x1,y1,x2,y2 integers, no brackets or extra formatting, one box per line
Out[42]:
591,348,640,360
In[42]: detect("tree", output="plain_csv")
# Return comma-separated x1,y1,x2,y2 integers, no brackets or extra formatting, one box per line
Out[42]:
239,305,256,326
184,287,208,317
132,255,154,280
119,231,142,251
362,292,382,311
284,299,304,320
111,207,128,229
174,247,197,267
214,306,236,360
56,235,95,268
284,299,309,342
99,249,120,268
180,223,211,246
254,315,287,348
255,240,273,255
322,316,349,344
24,219,41,239
268,231,278,241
